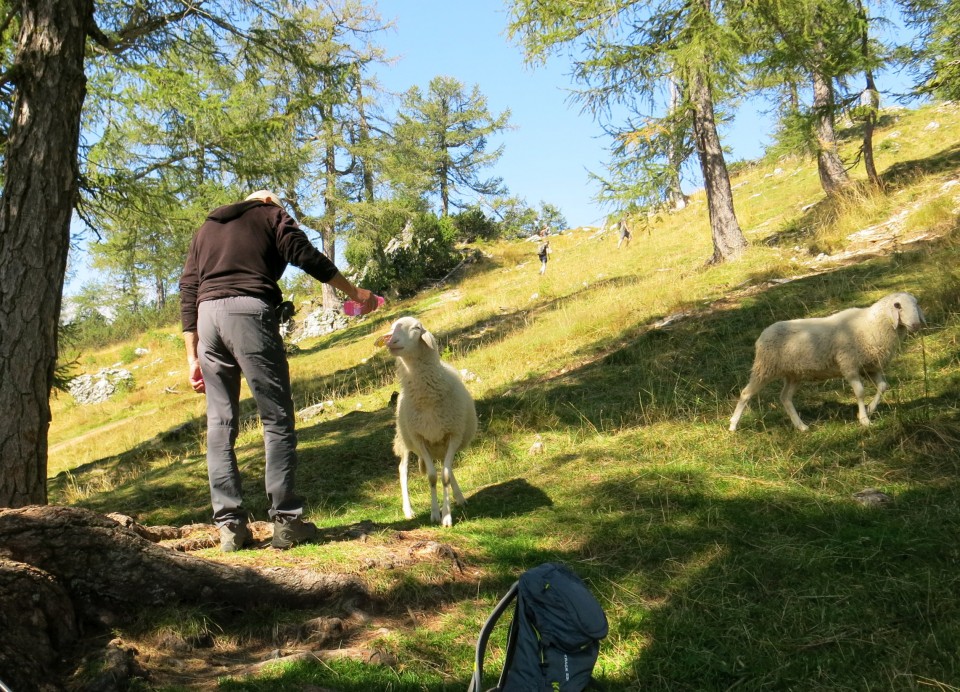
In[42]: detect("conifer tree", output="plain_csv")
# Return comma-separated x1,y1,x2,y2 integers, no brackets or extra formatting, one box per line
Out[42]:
0,0,374,508
507,0,748,263
394,76,510,216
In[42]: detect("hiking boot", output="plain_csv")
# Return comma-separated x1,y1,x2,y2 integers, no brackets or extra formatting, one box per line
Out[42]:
219,521,253,553
272,517,318,549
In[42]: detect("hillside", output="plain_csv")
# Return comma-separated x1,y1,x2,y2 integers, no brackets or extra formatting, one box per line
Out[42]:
43,101,960,690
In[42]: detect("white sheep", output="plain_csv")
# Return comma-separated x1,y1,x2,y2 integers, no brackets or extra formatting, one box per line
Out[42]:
729,292,924,432
378,316,478,526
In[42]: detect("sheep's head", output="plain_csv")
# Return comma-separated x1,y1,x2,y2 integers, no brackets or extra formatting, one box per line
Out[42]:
376,316,438,357
879,292,925,333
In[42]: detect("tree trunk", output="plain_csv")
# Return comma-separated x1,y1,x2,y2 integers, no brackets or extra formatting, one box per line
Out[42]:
667,77,689,211
0,0,90,508
155,274,166,310
439,157,450,217
689,69,747,264
321,221,340,309
856,0,882,189
0,505,371,689
812,63,851,195
356,71,376,204
321,121,340,310
860,76,881,188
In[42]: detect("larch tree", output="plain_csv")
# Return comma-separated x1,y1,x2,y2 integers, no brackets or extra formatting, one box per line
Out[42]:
80,26,303,314
898,0,960,101
809,11,856,195
507,0,749,264
394,75,510,217
0,0,370,509
853,0,884,188
591,77,693,218
252,5,388,309
82,4,388,315
0,0,100,509
741,0,884,195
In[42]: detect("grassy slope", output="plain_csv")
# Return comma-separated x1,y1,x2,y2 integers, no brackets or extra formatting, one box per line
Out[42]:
50,103,960,690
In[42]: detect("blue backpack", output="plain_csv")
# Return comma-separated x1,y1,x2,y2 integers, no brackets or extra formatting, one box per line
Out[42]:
468,562,609,692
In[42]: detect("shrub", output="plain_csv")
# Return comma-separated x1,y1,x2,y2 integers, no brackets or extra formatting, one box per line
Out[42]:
452,206,498,242
347,211,463,298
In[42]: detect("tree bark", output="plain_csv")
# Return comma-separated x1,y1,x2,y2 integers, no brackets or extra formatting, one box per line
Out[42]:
0,558,79,691
356,70,376,204
321,114,340,310
856,0,882,189
689,69,747,264
860,76,881,188
667,76,689,211
812,62,851,195
0,506,369,612
0,0,91,508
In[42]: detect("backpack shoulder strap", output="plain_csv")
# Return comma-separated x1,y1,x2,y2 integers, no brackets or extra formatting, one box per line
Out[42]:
468,581,519,692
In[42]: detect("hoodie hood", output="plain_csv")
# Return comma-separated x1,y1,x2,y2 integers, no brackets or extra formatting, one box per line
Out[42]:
207,200,272,223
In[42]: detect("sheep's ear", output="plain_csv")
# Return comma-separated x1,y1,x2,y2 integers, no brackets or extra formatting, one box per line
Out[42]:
886,298,906,326
420,329,438,351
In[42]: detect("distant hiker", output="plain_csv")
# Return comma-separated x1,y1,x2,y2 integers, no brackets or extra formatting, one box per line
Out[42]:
537,239,551,275
179,189,380,553
617,218,632,249
539,224,549,238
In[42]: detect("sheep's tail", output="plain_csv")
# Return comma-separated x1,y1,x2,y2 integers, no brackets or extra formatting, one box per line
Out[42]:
748,349,780,385
392,431,407,458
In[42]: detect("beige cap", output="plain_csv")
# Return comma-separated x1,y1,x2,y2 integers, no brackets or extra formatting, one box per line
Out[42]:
245,190,283,208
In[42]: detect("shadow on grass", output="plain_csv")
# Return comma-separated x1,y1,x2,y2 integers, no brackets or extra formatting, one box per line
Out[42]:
212,456,960,691
572,471,960,689
309,478,554,546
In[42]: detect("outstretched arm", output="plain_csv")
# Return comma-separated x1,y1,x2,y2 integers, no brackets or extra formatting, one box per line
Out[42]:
327,271,379,313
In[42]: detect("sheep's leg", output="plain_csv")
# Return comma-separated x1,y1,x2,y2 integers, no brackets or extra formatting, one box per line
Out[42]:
439,440,465,528
729,375,765,431
779,380,809,432
412,444,442,524
450,470,466,507
399,449,416,520
846,375,871,426
866,372,889,415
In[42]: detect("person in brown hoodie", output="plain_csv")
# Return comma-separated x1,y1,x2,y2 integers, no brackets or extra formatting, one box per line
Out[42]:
180,190,379,552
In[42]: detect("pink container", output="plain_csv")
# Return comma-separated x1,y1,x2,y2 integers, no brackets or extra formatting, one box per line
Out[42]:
343,295,385,316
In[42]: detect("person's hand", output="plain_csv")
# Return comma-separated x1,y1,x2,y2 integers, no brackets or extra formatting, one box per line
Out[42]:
354,288,380,313
188,361,205,394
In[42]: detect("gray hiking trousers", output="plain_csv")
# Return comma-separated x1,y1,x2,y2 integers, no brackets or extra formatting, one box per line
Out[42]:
197,296,303,527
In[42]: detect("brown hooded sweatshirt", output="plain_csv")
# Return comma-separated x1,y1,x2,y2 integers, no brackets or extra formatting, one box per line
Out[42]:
179,200,339,333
